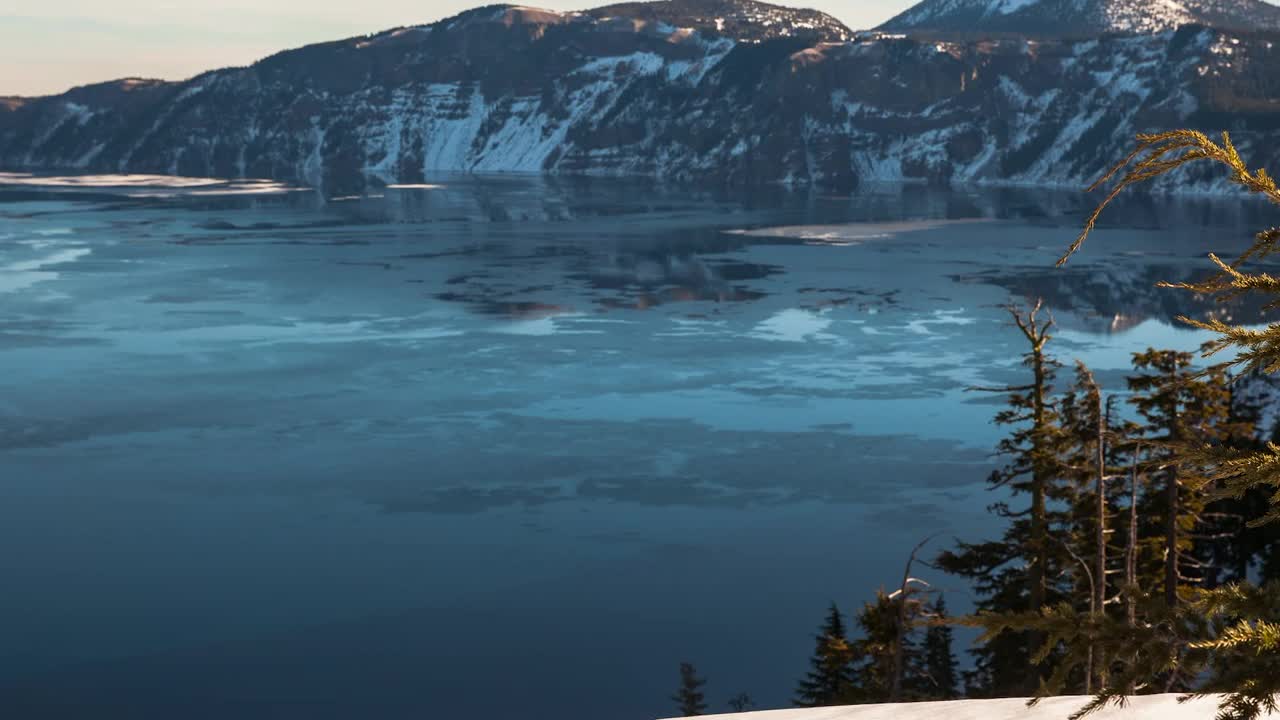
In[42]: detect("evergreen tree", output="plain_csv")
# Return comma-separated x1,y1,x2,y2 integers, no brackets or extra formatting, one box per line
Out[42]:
1126,348,1244,627
852,541,949,703
673,662,708,717
1023,129,1280,719
727,693,754,713
849,591,901,702
1127,349,1234,610
794,603,857,707
937,301,1073,696
921,596,961,699
888,537,941,702
1058,361,1120,694
1196,374,1275,587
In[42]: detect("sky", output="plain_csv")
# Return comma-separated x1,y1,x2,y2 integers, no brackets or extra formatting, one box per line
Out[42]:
1,1,912,97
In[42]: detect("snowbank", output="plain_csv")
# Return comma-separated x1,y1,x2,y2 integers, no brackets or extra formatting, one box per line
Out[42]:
658,694,1236,720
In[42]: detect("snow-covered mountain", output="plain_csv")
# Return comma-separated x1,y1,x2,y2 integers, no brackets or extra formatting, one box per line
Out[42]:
588,0,854,41
2,0,1280,194
880,0,1280,37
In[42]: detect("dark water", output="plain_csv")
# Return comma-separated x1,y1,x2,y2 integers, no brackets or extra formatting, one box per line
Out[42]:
0,176,1273,719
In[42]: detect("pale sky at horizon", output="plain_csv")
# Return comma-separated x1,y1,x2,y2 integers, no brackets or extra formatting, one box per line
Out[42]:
8,0,1280,97
3,1,912,97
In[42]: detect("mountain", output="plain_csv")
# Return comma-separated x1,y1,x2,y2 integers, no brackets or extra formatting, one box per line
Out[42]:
587,0,853,41
2,0,1280,194
879,0,1280,37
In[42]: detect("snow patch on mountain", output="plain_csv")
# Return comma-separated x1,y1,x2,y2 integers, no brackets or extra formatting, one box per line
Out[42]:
3,4,1280,195
991,0,1046,16
881,0,1280,36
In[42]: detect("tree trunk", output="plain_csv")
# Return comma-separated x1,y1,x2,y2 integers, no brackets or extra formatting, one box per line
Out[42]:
1028,345,1049,694
891,576,906,702
1093,391,1107,691
1164,368,1182,609
1126,448,1139,696
1009,302,1054,696
1165,466,1178,608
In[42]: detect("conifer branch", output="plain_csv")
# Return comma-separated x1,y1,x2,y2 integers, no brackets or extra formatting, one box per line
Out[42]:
1059,131,1280,267
1053,129,1280,719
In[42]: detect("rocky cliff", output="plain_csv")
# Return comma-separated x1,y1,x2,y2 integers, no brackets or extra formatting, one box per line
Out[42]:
2,0,1279,194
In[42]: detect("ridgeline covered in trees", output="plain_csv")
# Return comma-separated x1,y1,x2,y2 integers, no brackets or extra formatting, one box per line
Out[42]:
668,131,1280,719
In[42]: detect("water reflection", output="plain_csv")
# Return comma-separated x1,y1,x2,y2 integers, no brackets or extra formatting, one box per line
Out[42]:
963,260,1280,333
1,175,1277,720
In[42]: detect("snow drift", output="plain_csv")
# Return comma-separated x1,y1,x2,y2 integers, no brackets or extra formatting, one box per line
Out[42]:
658,694,1239,720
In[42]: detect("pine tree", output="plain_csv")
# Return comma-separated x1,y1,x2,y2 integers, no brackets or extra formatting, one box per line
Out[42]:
850,591,902,702
1058,361,1124,694
794,603,857,707
889,537,940,702
1038,129,1280,719
850,594,953,703
727,693,754,713
921,596,961,700
673,662,708,717
937,301,1073,696
1196,374,1273,587
844,540,943,704
1127,349,1234,611
1129,351,1186,612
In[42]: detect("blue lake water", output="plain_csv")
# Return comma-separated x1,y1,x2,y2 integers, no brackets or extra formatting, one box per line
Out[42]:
0,176,1273,719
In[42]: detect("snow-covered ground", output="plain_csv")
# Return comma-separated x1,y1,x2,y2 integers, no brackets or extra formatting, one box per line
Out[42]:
660,694,1235,720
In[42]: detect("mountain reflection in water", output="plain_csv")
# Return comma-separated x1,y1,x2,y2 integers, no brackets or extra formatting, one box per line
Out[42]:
0,175,1275,720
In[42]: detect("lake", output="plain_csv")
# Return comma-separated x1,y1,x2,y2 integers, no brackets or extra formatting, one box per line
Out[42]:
0,175,1272,719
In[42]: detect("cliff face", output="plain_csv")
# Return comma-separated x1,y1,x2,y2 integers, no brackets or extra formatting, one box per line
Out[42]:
2,1,1279,194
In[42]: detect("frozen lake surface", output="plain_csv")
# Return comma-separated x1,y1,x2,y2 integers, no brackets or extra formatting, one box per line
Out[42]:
0,176,1271,719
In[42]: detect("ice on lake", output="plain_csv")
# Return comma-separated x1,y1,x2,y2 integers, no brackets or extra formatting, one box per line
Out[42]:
0,175,1273,719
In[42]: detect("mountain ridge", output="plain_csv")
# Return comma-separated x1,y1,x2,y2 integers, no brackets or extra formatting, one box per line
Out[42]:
2,0,1280,194
587,0,854,41
879,0,1280,37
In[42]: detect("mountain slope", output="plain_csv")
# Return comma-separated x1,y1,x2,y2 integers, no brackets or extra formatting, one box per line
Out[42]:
2,2,1280,194
879,0,1280,37
588,0,853,41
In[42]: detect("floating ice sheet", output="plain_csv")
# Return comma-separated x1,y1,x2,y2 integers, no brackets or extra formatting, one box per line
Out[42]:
0,172,306,197
384,183,445,190
726,218,994,244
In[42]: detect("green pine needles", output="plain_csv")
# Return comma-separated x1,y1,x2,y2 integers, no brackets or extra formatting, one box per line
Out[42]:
666,129,1280,718
1059,130,1280,267
1033,130,1280,719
